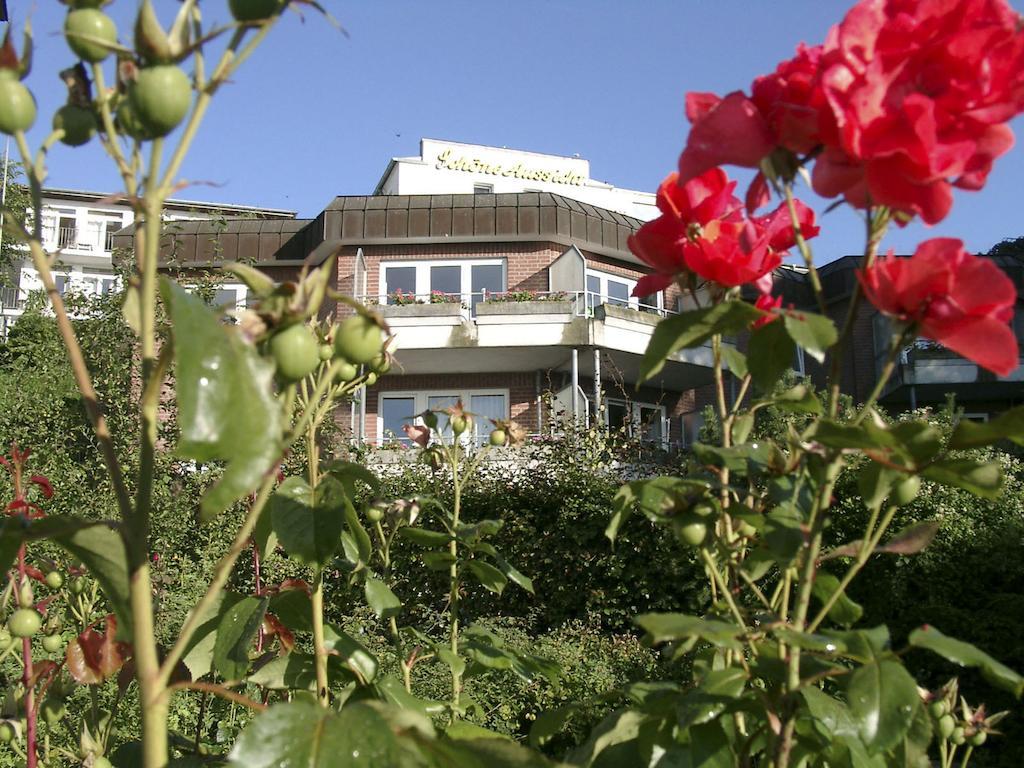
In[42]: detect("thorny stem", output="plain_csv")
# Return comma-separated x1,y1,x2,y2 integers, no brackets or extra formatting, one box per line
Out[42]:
827,206,889,417
782,183,826,316
9,457,37,768
13,132,133,521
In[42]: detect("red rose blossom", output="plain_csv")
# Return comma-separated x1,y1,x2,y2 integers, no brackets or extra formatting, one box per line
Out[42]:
678,44,826,191
813,0,1024,224
630,169,819,294
858,238,1020,376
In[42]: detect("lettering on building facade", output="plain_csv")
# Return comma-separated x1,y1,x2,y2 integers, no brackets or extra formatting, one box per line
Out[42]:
434,148,585,186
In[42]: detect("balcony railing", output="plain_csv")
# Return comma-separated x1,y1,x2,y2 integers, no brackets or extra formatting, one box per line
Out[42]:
362,290,676,319
883,343,1024,395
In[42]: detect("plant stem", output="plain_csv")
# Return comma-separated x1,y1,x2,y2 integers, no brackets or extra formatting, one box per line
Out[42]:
782,184,826,316
13,132,133,520
16,541,36,768
448,446,464,720
157,468,279,689
827,207,888,417
311,569,329,706
806,503,898,633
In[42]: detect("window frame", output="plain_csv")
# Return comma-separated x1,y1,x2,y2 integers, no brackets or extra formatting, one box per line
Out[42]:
378,259,506,306
585,268,663,313
604,396,669,446
377,388,510,446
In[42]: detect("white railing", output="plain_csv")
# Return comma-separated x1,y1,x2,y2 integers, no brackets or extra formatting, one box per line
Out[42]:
359,289,677,319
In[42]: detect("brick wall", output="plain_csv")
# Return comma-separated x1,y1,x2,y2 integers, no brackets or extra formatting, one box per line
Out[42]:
333,240,666,315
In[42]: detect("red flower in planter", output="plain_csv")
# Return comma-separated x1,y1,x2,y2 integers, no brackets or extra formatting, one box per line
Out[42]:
753,293,784,329
858,238,1019,376
814,0,1024,223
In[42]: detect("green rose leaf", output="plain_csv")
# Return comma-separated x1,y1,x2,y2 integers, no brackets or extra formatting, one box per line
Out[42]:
228,701,409,767
269,476,346,569
365,576,402,620
783,310,837,363
640,301,761,382
949,404,1024,448
161,279,281,521
748,319,796,390
921,458,1003,499
213,594,268,681
846,659,920,754
811,571,863,627
909,625,1024,697
634,613,742,651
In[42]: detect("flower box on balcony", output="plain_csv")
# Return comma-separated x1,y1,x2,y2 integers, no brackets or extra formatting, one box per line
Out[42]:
378,303,464,319
475,300,575,317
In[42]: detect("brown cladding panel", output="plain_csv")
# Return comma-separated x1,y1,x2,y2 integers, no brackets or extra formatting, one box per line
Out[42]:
587,216,602,243
238,233,259,261
474,207,495,236
409,195,432,209
602,220,617,248
496,207,517,236
171,234,197,263
518,206,539,235
539,206,557,234
365,210,387,239
556,208,571,237
570,211,587,239
386,209,409,238
617,224,631,252
342,210,365,240
343,197,367,210
324,210,342,240
452,207,474,236
409,208,430,237
257,233,282,262
365,196,388,210
386,196,410,209
214,234,238,262
430,208,452,236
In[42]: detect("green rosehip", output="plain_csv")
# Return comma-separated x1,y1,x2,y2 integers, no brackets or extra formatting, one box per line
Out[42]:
269,324,320,382
8,608,41,638
892,475,921,506
333,314,384,365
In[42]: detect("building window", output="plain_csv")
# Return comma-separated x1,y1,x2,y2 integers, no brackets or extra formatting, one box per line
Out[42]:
585,269,662,313
379,259,505,312
378,389,509,446
605,398,667,445
473,183,493,194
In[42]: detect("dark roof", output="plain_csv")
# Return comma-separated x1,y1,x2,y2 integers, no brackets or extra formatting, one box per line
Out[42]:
115,192,646,266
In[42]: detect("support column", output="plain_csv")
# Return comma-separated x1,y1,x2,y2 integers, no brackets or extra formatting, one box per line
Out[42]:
535,370,543,435
592,348,601,422
571,349,579,422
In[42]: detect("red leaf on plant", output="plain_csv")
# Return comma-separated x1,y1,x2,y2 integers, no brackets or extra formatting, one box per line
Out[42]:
276,578,311,595
27,660,60,691
65,616,131,685
262,613,295,654
29,475,52,499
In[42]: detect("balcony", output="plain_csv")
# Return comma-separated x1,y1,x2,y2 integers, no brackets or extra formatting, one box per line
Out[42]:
881,342,1024,406
359,290,714,391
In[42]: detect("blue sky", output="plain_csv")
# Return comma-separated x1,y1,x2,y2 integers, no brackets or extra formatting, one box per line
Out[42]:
9,0,1024,264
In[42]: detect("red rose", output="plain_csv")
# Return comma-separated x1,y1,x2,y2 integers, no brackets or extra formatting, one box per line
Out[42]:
631,170,819,293
814,0,1024,224
683,219,783,289
629,169,744,296
753,293,783,329
678,44,826,187
858,238,1020,376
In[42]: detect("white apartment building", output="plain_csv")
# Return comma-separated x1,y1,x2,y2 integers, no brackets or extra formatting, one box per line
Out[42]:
0,188,294,336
